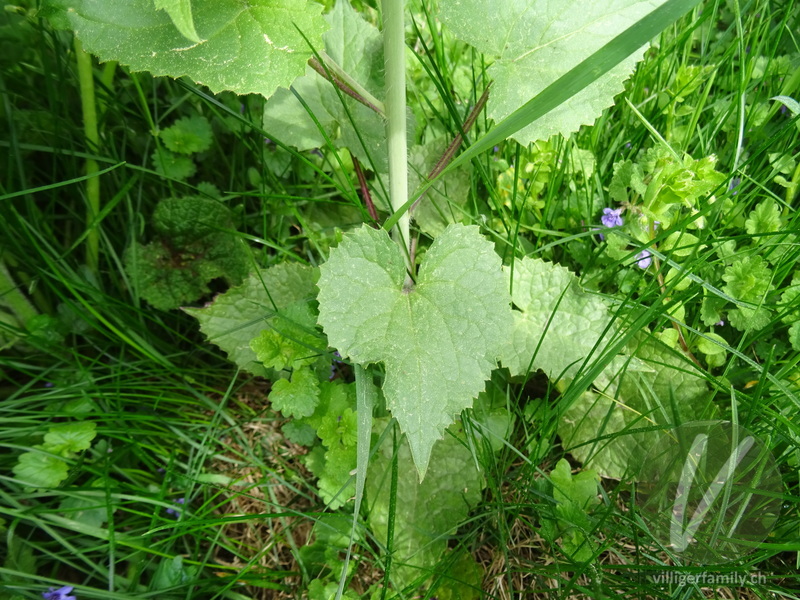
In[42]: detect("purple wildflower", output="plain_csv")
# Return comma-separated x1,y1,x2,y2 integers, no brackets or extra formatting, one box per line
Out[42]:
166,497,185,517
493,145,500,153
624,142,632,149
728,177,741,195
636,250,652,269
715,320,725,327
42,586,76,600
601,207,624,228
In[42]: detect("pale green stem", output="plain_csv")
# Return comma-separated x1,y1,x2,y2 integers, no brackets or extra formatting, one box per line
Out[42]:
381,0,410,268
75,38,101,272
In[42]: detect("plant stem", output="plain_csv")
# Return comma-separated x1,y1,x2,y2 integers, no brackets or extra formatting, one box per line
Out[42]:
74,38,101,273
381,0,410,269
309,52,385,117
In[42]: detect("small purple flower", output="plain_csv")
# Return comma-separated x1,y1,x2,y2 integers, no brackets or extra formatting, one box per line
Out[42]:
43,382,54,388
728,177,741,195
715,320,725,327
166,497,185,517
310,148,323,158
493,145,500,153
601,207,624,228
42,586,76,600
624,142,632,149
636,250,652,269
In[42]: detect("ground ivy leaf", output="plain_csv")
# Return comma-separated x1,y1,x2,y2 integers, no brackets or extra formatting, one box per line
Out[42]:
13,451,69,488
261,0,389,170
40,0,328,99
185,263,319,376
269,366,320,418
501,257,613,379
439,0,666,144
43,421,97,456
317,224,512,478
249,301,322,371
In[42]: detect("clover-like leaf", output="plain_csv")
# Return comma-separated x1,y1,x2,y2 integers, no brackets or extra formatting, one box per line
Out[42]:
40,0,328,99
317,224,512,478
501,257,613,379
439,0,666,144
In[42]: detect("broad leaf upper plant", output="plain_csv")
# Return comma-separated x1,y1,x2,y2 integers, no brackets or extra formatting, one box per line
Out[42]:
37,0,708,591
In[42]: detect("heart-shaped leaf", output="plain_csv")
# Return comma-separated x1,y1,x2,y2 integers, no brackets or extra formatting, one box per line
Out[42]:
317,224,512,478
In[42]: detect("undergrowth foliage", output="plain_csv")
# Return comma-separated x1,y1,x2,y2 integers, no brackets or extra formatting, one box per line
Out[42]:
1,0,799,598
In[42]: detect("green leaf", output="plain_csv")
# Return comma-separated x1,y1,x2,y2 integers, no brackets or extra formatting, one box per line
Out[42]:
500,257,613,379
185,263,319,376
282,420,317,446
250,301,323,371
316,443,356,509
551,458,599,511
59,481,110,528
409,139,472,237
151,148,196,181
366,420,484,588
261,0,388,170
160,115,213,155
317,224,512,478
125,196,251,310
745,198,783,236
12,450,69,488
43,421,97,456
722,255,773,303
558,336,713,479
385,0,704,234
269,366,320,419
317,407,357,448
153,0,201,43
40,0,328,99
549,458,599,561
439,0,668,144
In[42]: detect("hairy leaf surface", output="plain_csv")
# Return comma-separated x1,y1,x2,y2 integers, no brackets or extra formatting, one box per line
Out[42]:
501,257,613,379
41,0,327,98
317,224,512,478
439,0,666,144
366,420,484,586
